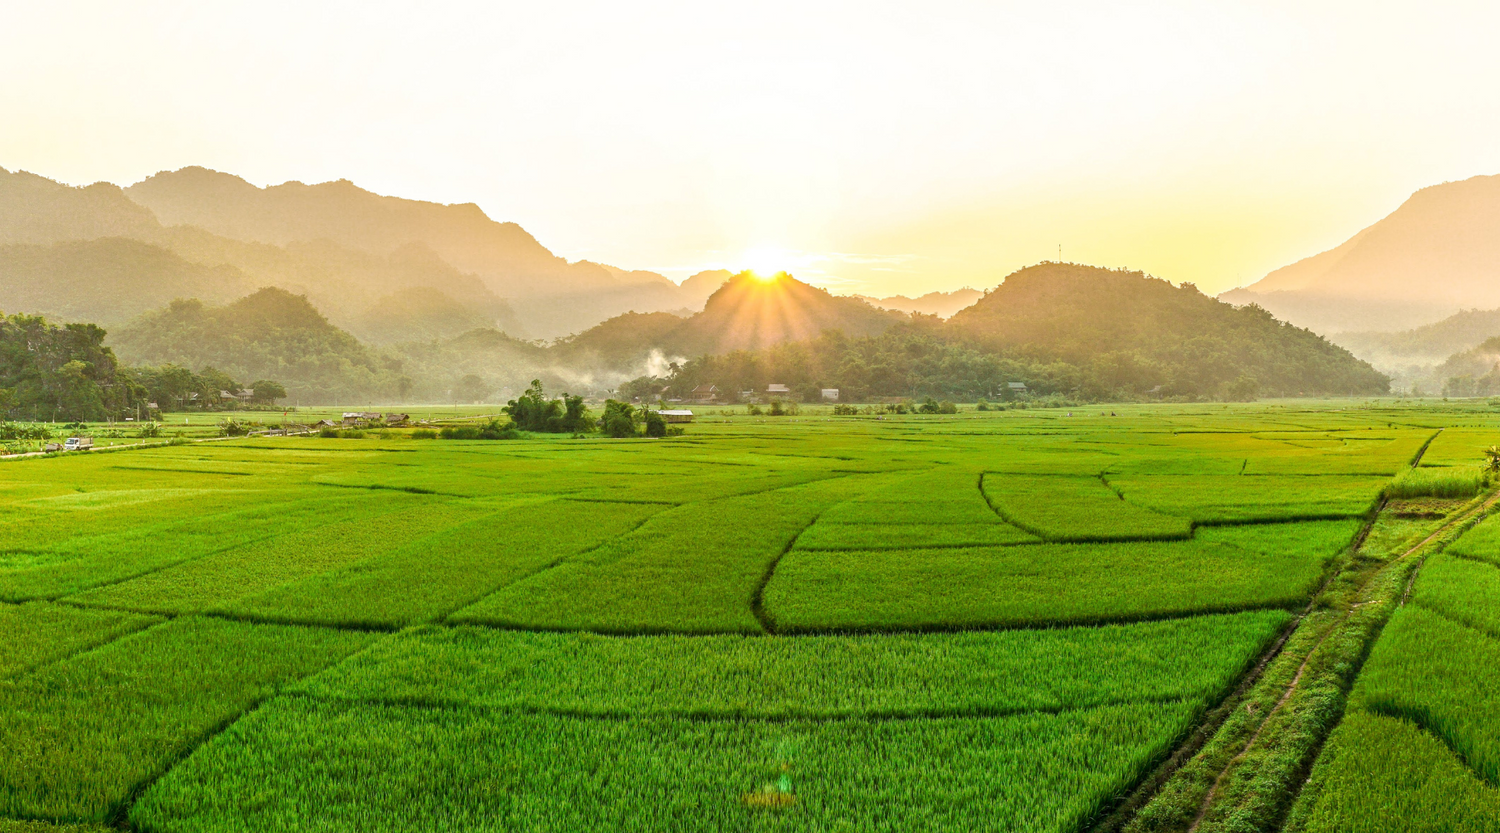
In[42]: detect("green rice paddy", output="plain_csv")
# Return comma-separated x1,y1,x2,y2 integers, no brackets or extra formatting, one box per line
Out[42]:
2,401,1498,832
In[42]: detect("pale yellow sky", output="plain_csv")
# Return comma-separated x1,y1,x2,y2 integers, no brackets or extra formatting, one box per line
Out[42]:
3,1,1498,296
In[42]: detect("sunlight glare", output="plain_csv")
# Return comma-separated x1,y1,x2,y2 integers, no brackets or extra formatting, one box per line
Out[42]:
740,245,794,278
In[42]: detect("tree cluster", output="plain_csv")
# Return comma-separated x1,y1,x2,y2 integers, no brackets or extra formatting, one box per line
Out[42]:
0,312,143,421
503,380,593,433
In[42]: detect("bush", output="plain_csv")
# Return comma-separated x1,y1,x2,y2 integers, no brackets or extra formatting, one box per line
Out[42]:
644,410,667,438
0,423,52,441
409,429,438,440
440,426,480,440
938,401,958,414
833,404,858,416
602,401,638,438
136,422,163,439
435,420,519,441
219,420,248,437
319,426,339,439
746,404,763,416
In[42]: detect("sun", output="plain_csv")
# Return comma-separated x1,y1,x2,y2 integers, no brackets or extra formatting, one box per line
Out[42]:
739,245,794,278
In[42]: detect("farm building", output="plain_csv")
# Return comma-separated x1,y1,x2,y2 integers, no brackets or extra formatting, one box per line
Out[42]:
821,389,839,401
767,384,790,395
657,410,694,424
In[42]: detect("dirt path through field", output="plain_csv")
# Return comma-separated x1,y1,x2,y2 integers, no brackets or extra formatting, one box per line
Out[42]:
1184,487,1500,833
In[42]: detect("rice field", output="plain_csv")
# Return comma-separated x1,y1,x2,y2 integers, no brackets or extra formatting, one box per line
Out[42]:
1289,498,1500,833
2,400,1498,832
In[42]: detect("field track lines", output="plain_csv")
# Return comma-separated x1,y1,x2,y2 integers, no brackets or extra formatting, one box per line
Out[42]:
1361,700,1500,789
0,616,169,684
1087,609,1303,833
750,508,829,634
282,686,1196,726
437,512,665,626
106,659,371,830
50,601,406,635
31,525,306,604
1409,427,1443,467
1183,489,1500,833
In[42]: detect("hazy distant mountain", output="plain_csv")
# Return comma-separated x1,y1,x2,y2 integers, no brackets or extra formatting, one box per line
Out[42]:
350,287,517,346
0,167,160,245
1332,307,1500,369
1222,174,1500,332
677,270,734,309
124,167,700,336
949,262,1386,396
0,238,254,324
856,288,983,318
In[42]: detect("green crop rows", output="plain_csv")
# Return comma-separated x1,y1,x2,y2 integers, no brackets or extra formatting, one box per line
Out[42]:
1,401,1497,831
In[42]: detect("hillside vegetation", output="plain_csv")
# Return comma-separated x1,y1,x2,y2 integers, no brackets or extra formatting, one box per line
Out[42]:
661,264,1387,401
109,288,400,403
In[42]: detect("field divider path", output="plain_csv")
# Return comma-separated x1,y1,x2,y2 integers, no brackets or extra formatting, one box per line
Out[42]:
750,506,832,635
1088,503,1385,833
106,644,392,831
51,600,408,635
22,526,307,605
436,511,664,628
1180,487,1500,833
275,687,1197,725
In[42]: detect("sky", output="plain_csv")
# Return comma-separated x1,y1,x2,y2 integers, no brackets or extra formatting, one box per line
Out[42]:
3,1,1499,297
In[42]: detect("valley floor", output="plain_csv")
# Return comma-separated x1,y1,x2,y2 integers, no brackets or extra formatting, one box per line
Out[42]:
1,401,1497,832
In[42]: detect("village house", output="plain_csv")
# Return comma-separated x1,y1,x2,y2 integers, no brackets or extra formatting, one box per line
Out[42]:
766,383,790,396
821,389,839,401
690,385,719,403
657,409,695,424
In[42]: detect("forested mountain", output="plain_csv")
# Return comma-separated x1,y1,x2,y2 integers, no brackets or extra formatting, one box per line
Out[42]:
658,264,1387,401
349,287,510,346
1428,337,1500,397
947,263,1386,397
549,273,906,375
1222,174,1500,332
0,167,159,245
109,288,401,404
681,273,904,353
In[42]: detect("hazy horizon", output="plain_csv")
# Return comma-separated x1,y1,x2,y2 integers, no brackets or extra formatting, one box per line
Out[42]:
4,2,1500,297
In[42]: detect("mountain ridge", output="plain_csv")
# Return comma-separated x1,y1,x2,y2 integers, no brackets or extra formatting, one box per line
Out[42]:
1222,173,1500,332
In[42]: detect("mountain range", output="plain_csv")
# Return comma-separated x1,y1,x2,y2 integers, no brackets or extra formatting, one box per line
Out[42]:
0,166,735,340
1222,173,1500,334
855,289,983,318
